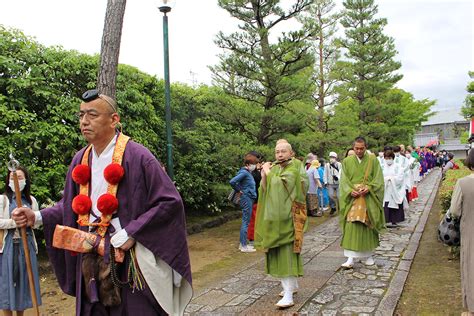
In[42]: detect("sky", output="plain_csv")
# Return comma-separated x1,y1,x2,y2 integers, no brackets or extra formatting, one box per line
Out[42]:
0,0,472,111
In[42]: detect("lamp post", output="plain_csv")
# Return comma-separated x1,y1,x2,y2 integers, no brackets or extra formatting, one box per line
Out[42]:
157,0,176,180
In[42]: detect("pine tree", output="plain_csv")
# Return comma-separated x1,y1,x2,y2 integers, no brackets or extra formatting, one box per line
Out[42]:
300,0,341,134
211,0,314,144
336,0,402,122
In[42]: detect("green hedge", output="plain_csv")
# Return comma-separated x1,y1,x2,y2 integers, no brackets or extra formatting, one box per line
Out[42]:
439,159,471,212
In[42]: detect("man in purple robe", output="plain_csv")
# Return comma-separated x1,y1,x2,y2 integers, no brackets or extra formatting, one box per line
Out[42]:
12,91,192,315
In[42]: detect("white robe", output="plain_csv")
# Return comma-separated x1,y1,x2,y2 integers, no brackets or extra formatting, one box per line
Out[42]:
382,162,404,209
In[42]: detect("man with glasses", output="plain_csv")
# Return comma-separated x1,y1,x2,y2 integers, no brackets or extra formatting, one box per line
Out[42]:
12,90,192,315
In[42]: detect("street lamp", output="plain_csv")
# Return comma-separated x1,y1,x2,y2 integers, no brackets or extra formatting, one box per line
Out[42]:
157,0,176,180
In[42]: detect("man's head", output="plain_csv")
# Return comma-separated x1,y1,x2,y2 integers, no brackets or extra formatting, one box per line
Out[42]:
448,153,454,160
329,151,338,162
392,145,401,156
78,90,120,145
352,136,367,159
275,139,293,162
306,152,317,164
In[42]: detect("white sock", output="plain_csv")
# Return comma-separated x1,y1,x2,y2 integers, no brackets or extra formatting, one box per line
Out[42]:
343,257,354,265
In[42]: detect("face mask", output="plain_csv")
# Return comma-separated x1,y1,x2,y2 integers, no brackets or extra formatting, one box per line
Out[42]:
395,153,400,157
378,152,384,158
405,154,411,158
248,164,256,172
9,179,26,192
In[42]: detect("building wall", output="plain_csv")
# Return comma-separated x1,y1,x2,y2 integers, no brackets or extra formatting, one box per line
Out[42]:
419,122,469,140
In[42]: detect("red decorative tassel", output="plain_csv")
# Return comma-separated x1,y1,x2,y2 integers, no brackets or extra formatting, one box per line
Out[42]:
72,164,91,185
104,163,124,185
97,193,118,215
72,194,92,215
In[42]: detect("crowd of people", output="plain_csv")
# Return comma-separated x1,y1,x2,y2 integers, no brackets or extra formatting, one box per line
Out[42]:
0,86,467,315
229,136,462,309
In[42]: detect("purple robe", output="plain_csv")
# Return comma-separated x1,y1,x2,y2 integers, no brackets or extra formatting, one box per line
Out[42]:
41,140,192,315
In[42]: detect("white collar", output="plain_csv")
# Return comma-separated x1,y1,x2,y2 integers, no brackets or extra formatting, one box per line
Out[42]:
92,135,117,158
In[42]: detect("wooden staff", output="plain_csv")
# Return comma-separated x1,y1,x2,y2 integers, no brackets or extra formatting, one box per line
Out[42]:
7,156,40,316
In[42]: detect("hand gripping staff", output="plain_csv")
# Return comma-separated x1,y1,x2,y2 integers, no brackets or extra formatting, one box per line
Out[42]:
7,154,40,316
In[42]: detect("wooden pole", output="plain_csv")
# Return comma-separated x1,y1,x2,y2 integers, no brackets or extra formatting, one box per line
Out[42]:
12,171,40,316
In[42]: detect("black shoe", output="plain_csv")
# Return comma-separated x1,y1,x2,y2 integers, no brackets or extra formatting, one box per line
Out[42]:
329,208,336,216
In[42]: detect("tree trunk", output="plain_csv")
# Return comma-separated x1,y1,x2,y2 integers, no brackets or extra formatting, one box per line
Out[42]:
317,9,326,133
97,0,127,99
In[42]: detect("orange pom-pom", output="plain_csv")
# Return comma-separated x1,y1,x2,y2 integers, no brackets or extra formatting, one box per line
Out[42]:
72,194,92,215
97,193,118,215
72,165,91,185
104,163,124,185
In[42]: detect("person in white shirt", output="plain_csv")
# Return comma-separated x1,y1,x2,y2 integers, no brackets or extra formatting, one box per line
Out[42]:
393,145,411,207
381,150,405,227
324,152,342,216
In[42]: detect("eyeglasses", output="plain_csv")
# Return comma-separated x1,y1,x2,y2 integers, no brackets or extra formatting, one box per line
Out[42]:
75,110,114,121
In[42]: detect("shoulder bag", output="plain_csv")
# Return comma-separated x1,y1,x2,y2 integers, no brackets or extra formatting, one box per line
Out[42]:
346,154,374,227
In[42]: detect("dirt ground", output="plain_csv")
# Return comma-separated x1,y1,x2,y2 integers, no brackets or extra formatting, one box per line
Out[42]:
24,214,329,314
395,193,463,315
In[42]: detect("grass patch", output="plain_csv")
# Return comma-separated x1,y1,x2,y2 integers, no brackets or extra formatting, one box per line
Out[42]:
395,192,462,315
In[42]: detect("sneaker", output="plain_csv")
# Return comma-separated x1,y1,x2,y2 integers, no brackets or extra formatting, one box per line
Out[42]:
364,257,375,266
316,210,323,217
329,208,336,216
341,257,354,269
240,245,256,253
275,296,294,309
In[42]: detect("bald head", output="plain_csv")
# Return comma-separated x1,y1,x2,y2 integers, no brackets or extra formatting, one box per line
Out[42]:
275,139,293,162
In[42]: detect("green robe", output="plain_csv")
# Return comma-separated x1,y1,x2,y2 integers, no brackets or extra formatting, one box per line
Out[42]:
339,152,385,252
254,158,308,277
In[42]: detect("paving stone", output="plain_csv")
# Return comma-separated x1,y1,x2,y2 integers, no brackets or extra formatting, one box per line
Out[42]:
222,281,256,294
321,309,338,316
367,275,378,281
185,303,203,313
342,306,376,313
352,272,366,279
192,290,236,308
226,294,251,306
359,268,376,275
340,294,379,307
365,288,385,296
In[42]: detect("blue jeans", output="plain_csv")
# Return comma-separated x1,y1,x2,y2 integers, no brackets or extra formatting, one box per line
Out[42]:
239,195,254,246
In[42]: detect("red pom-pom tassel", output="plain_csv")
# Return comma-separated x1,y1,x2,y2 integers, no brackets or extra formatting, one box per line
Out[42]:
72,165,91,185
104,163,124,185
72,194,92,215
97,193,118,215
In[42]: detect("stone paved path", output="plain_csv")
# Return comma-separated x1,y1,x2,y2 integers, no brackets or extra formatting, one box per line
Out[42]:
186,170,441,315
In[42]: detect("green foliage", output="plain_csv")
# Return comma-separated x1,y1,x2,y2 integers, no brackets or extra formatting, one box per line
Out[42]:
298,0,341,136
461,71,474,119
336,0,403,115
212,0,315,144
439,159,471,212
0,22,437,216
460,131,469,144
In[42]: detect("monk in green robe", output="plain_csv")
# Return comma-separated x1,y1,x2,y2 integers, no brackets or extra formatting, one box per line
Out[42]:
339,136,385,268
255,139,308,308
